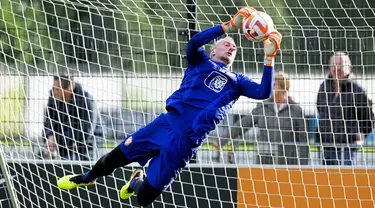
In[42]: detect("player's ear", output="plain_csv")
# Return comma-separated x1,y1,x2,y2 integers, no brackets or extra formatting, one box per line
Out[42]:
210,48,216,57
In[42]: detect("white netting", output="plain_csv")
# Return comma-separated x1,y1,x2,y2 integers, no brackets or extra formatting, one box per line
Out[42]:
1,0,375,207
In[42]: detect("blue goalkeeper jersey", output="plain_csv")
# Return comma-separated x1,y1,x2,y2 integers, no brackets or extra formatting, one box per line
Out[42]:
166,25,274,145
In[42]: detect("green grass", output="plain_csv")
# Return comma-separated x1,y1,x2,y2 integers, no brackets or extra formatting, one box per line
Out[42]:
0,140,30,146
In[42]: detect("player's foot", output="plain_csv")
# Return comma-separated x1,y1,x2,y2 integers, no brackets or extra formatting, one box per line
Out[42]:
57,174,95,190
120,169,144,200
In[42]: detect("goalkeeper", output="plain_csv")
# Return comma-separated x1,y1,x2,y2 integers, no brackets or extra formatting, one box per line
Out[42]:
57,7,282,207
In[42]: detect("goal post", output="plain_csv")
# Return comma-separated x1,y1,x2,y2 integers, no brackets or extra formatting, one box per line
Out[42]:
1,0,375,207
0,148,19,208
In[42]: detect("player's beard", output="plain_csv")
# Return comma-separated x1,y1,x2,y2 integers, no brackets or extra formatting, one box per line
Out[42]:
219,55,231,65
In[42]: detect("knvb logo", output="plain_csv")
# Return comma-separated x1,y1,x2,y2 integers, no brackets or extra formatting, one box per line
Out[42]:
204,71,228,93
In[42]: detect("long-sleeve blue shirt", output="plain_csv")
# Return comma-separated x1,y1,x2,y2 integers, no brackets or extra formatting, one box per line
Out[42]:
166,25,274,144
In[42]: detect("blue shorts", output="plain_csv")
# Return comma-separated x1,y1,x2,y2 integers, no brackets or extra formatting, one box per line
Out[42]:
119,110,201,191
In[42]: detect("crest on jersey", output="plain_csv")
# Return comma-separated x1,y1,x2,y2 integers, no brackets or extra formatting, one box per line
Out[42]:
204,71,228,93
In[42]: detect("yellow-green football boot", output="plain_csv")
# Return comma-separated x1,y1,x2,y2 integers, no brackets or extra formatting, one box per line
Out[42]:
57,175,95,190
120,170,144,200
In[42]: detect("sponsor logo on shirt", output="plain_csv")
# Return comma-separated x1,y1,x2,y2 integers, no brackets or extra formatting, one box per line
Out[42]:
204,71,228,93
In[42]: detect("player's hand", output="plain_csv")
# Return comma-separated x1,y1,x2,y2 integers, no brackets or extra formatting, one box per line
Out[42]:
263,29,282,66
221,7,257,33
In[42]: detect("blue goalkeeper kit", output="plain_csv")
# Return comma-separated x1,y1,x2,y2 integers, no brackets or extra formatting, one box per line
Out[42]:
120,25,274,191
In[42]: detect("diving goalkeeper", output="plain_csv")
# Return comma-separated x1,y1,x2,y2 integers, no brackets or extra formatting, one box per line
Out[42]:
57,7,282,207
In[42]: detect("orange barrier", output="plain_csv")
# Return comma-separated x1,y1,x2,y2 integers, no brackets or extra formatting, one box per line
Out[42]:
238,168,375,208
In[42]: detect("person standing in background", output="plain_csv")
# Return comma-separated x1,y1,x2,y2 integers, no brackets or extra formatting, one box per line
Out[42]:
43,75,97,160
221,72,308,165
316,52,374,165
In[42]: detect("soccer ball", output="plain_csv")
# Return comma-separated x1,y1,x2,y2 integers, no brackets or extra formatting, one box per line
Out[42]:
242,11,274,42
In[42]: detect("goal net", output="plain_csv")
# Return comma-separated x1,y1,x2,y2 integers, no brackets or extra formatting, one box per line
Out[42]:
1,0,375,207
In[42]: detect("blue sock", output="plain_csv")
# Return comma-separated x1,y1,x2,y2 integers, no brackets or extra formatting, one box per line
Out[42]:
83,171,91,182
129,177,139,189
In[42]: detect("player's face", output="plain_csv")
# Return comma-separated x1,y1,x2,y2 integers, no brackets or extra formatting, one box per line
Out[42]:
330,56,351,79
212,41,237,66
52,80,64,100
52,80,72,101
272,80,287,103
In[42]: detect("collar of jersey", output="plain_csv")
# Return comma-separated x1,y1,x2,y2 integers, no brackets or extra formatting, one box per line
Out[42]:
210,60,230,71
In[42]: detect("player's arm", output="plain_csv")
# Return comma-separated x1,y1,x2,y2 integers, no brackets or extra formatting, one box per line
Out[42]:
314,83,326,142
225,104,261,140
43,92,55,138
43,92,57,152
355,88,374,136
186,7,256,65
316,82,326,114
186,26,222,65
228,114,254,139
239,31,282,99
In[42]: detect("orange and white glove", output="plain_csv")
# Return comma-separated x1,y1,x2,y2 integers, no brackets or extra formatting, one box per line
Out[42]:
221,7,257,33
263,30,282,67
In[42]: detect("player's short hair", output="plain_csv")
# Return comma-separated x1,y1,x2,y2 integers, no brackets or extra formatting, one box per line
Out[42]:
53,75,74,89
211,36,236,50
330,51,352,67
274,71,290,91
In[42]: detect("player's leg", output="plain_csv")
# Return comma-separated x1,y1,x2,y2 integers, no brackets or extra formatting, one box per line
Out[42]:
58,144,132,190
343,147,357,166
323,147,339,165
58,113,168,190
213,138,229,163
227,140,234,164
120,154,184,206
120,133,196,206
120,169,162,206
212,138,221,162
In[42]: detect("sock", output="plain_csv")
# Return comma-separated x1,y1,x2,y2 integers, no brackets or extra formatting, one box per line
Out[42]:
83,171,92,182
129,177,143,193
69,175,86,184
81,145,131,183
133,178,143,193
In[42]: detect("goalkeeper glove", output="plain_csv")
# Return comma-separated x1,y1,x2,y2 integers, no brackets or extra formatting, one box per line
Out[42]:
221,7,257,33
263,30,282,67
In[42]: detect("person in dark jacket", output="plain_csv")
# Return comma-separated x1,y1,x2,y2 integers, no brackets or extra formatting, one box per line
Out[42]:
44,75,97,160
316,52,374,165
217,72,308,165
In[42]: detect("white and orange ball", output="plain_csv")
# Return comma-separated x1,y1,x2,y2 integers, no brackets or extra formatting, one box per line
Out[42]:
242,11,274,42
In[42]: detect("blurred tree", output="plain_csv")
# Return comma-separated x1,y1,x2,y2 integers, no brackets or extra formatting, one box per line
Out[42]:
115,0,188,75
0,77,25,139
0,0,62,69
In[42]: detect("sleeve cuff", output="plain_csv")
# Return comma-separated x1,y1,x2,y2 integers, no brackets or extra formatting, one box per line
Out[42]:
263,65,274,71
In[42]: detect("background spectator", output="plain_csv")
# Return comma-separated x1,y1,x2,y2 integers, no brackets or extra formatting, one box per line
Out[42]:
252,71,308,165
212,134,235,164
316,52,374,165
43,75,98,160
215,72,308,165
